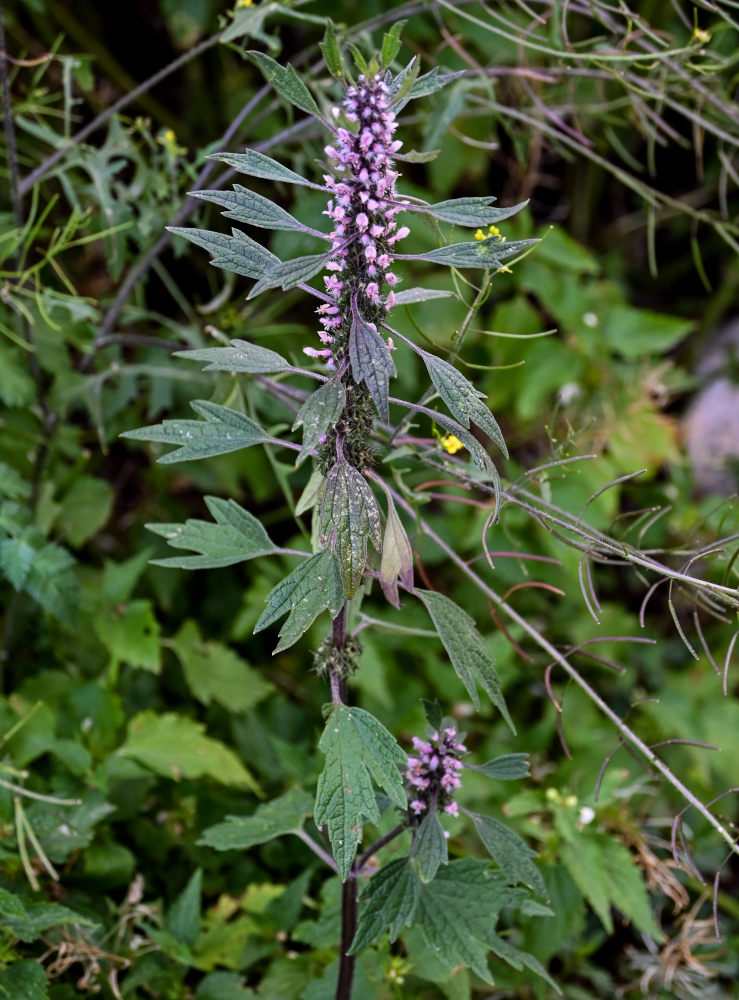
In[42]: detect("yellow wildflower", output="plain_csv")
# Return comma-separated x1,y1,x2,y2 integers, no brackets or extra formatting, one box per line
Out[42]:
692,27,710,44
236,0,253,6
440,434,464,455
474,228,485,241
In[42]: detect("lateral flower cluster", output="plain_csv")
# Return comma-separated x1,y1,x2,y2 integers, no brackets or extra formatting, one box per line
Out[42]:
406,726,466,819
306,73,409,367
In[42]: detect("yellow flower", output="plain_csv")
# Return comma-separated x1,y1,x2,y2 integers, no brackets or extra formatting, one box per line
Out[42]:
236,0,253,6
692,27,710,44
474,228,485,241
440,434,464,455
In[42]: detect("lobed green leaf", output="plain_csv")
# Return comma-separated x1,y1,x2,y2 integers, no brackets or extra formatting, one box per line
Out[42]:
175,339,292,375
248,252,332,298
189,186,315,234
399,236,537,269
348,858,419,954
418,197,528,228
247,51,321,119
208,149,321,189
168,226,277,278
471,813,546,896
198,787,314,851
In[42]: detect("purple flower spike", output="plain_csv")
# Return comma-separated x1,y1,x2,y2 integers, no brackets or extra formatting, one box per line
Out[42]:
316,74,409,366
405,725,466,821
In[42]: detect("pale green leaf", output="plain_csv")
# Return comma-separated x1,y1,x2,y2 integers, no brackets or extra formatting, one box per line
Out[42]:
414,810,448,883
293,379,346,467
349,301,396,421
476,753,530,780
148,496,276,570
247,51,321,118
220,3,270,43
57,476,114,548
0,960,48,999
348,858,419,954
0,537,34,589
488,933,561,992
320,20,344,79
208,149,320,189
175,339,291,374
248,252,331,299
165,869,202,948
94,599,160,673
319,458,382,598
393,287,453,305
415,589,513,728
400,237,537,269
189,186,312,234
471,813,546,896
198,787,314,851
379,491,414,608
419,197,527,228
168,226,277,278
381,20,406,69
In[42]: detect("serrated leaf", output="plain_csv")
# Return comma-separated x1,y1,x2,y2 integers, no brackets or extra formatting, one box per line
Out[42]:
122,400,273,463
247,51,321,119
198,787,313,851
420,197,527,228
347,43,368,76
381,20,406,69
248,252,332,299
320,20,344,79
208,149,320,189
94,599,160,672
379,491,414,608
394,148,440,163
189,186,313,234
315,705,406,880
472,814,546,896
488,933,561,992
415,589,513,728
319,458,381,598
415,859,512,983
147,496,276,570
348,858,419,953
400,237,537,269
120,711,260,792
58,475,114,548
165,869,202,948
476,753,530,780
421,698,443,732
254,548,344,652
349,300,396,421
393,287,453,305
168,226,277,278
420,349,508,457
220,3,270,43
168,620,272,710
388,56,420,106
0,890,97,943
414,811,448,883
392,67,464,111
293,379,346,467
0,536,34,588
175,339,291,374
0,959,48,999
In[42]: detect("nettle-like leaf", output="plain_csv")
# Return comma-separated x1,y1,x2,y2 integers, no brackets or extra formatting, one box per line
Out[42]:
147,496,276,569
471,813,546,896
122,400,274,463
488,933,561,993
320,20,344,80
319,458,382,598
348,858,420,954
381,20,406,69
398,236,537,269
315,705,407,880
0,888,97,944
247,51,322,119
349,299,396,421
175,339,293,375
248,252,333,299
220,2,272,44
189,186,318,235
198,787,314,851
379,491,414,608
292,378,346,467
168,226,277,278
420,348,508,457
415,589,513,728
414,810,448,883
476,753,530,780
254,548,344,653
208,149,322,189
392,287,453,305
417,197,528,228
414,859,514,984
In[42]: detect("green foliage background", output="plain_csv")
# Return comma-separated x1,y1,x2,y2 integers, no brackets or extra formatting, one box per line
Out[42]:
1,1,738,997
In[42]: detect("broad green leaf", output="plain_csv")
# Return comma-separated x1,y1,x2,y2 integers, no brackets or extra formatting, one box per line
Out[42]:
393,287,453,305
414,811,448,883
254,548,344,652
168,226,277,278
57,476,114,548
406,67,465,101
349,302,396,421
381,20,406,69
471,814,546,896
476,753,530,780
602,306,693,360
247,51,321,118
220,3,270,43
168,620,272,710
198,787,314,851
94,599,160,673
248,252,332,299
488,933,561,992
348,858,420,954
0,960,48,999
175,339,291,374
120,711,260,792
189,186,312,234
0,890,96,943
419,197,527,228
320,20,344,79
196,971,257,999
292,378,346,467
0,536,34,589
295,467,324,516
560,834,661,938
400,237,537,269
415,589,513,728
315,705,407,879
379,491,414,608
414,859,512,984
21,540,77,620
319,458,381,598
420,348,508,457
122,400,273,463
209,149,321,189
147,496,276,570
165,869,202,948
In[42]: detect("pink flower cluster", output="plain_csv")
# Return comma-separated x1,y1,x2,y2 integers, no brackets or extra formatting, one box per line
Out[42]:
406,726,466,820
305,74,410,366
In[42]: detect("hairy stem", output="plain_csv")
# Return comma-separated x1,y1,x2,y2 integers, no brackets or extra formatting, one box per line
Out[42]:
337,875,358,1000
